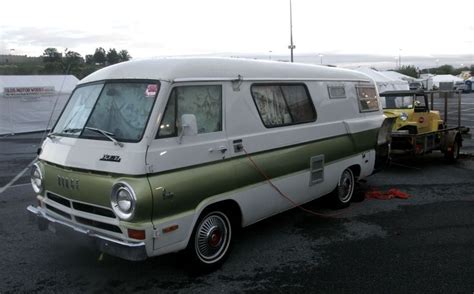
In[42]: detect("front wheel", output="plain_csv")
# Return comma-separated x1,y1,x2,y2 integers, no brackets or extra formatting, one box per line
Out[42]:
331,168,355,209
186,210,232,273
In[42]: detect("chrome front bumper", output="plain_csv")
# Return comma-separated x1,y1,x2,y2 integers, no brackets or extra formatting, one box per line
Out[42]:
27,205,147,261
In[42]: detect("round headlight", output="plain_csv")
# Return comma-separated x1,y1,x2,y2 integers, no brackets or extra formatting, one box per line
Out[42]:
399,112,408,121
30,163,43,194
111,182,136,220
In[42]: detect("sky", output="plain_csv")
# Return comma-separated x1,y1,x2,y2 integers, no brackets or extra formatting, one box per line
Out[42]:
1,0,473,65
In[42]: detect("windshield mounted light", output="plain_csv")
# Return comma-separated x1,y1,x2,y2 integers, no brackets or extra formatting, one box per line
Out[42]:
399,112,408,121
111,182,136,220
30,163,44,194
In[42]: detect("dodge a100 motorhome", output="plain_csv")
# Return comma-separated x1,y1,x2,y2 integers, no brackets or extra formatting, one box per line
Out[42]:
28,58,393,271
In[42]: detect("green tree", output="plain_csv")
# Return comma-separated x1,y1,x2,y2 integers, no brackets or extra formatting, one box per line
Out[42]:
118,50,131,62
433,64,454,75
395,65,418,78
106,48,120,65
85,54,94,64
93,47,107,65
42,47,62,63
63,50,84,76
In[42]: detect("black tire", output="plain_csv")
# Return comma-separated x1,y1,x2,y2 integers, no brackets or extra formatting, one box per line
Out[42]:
445,139,460,163
186,210,233,273
330,168,355,209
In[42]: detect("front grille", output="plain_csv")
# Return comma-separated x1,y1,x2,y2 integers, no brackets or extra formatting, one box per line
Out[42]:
44,191,121,235
47,193,71,208
72,202,115,218
75,216,122,233
45,204,71,220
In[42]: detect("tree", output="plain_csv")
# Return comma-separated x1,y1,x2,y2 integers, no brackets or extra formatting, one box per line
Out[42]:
106,48,120,65
64,51,83,65
85,54,94,64
93,47,107,65
42,48,62,63
63,50,84,76
395,65,418,78
118,50,131,62
434,65,454,75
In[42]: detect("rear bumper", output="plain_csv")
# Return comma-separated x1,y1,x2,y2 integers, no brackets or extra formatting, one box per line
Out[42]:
27,205,148,261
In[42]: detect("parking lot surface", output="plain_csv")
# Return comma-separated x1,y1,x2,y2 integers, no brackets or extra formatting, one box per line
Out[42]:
0,93,473,293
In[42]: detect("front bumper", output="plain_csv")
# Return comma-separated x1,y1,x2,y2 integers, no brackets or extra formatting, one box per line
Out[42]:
27,205,148,261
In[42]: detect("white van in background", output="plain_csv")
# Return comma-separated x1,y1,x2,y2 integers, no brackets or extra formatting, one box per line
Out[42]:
28,58,393,271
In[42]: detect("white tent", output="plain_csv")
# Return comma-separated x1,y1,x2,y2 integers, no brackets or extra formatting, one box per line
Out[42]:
380,71,415,82
432,75,464,88
354,67,409,93
0,75,78,135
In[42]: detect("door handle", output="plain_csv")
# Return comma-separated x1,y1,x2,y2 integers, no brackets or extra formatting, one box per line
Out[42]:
208,146,228,154
217,146,228,153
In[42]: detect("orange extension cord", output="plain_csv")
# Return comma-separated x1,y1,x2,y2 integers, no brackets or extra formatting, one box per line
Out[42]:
242,147,409,218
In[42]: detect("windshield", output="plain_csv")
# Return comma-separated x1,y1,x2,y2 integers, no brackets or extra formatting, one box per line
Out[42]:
53,81,159,142
380,95,414,109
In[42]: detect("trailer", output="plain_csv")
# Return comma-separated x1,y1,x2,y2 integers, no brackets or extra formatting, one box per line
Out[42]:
380,90,468,162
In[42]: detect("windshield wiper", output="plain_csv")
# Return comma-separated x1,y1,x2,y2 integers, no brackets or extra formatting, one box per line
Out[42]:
85,127,124,147
47,128,83,138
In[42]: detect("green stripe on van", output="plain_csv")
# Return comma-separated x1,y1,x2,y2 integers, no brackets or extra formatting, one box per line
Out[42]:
39,128,378,222
149,128,378,219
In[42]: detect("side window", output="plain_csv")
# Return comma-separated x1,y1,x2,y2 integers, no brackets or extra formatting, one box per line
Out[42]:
157,85,222,138
251,84,316,128
327,84,346,99
356,86,379,112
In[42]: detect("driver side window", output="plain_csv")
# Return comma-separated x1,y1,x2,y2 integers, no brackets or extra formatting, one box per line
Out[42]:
156,85,222,138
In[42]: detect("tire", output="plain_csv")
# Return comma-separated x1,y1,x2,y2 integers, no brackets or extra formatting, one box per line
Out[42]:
186,210,233,273
445,139,460,163
331,168,355,209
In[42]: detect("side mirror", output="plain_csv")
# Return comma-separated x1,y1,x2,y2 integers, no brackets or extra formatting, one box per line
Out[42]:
178,114,197,144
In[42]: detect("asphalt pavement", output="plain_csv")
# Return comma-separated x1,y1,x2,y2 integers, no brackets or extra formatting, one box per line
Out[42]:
1,93,474,293
0,154,473,293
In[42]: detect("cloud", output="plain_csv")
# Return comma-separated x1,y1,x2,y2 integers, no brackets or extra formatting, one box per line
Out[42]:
0,26,165,56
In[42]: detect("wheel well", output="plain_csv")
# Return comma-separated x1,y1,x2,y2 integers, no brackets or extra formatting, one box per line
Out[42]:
348,165,361,180
201,200,242,229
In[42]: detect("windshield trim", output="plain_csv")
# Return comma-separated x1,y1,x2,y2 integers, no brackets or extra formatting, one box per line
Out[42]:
51,79,160,143
381,95,415,110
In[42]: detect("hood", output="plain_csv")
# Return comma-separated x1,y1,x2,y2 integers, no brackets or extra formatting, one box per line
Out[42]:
39,136,148,175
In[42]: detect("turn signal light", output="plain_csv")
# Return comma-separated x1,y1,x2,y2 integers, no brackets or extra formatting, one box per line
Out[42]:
127,229,146,240
162,224,179,234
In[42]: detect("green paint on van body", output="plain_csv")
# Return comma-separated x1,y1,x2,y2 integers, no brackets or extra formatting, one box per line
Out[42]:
37,128,378,224
148,128,378,219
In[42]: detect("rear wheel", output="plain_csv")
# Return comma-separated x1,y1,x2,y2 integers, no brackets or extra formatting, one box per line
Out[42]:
331,168,355,209
186,210,232,273
445,139,460,163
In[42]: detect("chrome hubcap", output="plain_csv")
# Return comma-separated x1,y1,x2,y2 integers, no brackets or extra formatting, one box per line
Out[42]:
195,213,229,263
338,170,354,203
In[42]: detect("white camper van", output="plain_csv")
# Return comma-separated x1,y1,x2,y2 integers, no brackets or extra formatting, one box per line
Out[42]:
28,58,392,270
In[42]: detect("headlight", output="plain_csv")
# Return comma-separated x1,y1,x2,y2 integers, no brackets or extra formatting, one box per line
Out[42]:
111,182,136,220
30,163,43,194
399,112,408,121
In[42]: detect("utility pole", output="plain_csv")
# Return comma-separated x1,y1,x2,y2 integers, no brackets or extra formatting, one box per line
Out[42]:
288,0,295,62
398,48,402,69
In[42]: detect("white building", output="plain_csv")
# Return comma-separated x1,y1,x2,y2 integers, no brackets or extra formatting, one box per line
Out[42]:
0,75,78,135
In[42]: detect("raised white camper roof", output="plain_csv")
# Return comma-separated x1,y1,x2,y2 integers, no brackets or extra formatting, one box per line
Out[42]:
79,57,372,85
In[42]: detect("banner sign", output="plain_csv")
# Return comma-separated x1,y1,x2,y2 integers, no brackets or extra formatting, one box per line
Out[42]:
3,86,56,97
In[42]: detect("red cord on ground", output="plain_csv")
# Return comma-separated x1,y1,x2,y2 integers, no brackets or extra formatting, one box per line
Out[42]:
242,147,350,218
365,188,410,200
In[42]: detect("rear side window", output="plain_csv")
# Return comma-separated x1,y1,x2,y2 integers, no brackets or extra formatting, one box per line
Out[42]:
251,84,316,128
356,86,379,112
157,85,222,138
